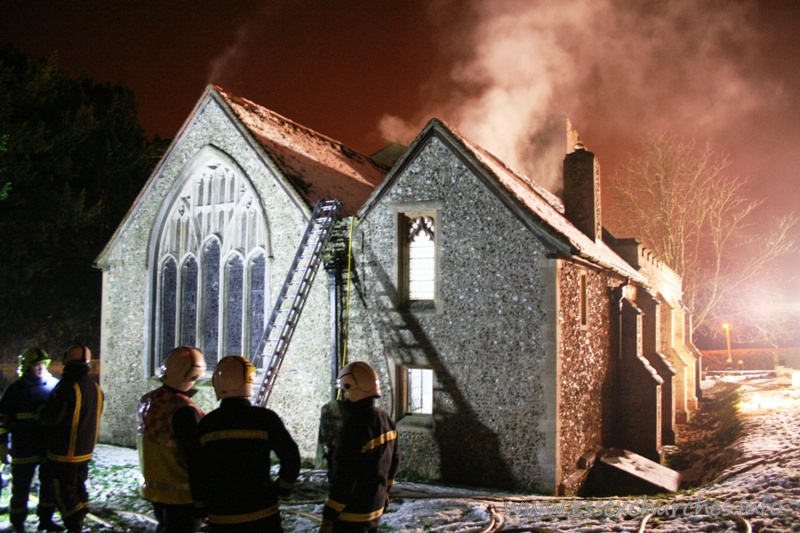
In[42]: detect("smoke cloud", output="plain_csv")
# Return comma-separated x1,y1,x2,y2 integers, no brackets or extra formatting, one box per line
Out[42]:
206,6,276,85
380,0,784,192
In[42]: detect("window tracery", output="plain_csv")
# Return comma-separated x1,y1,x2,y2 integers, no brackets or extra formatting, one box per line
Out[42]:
152,157,270,373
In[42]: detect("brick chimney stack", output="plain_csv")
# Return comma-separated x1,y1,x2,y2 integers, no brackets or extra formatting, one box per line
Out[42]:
563,144,602,241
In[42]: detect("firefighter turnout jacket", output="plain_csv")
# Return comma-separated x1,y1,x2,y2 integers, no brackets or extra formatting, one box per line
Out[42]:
193,397,300,526
0,371,58,463
41,362,104,463
137,385,204,505
323,398,399,530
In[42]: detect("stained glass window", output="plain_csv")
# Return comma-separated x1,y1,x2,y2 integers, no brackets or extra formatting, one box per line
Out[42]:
225,255,244,356
159,258,177,360
202,239,220,367
181,257,198,345
249,254,267,357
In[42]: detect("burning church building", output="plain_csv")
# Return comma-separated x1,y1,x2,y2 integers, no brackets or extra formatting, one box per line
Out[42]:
95,85,700,493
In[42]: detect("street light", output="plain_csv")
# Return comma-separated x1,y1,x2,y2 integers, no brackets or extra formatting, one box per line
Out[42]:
722,323,732,366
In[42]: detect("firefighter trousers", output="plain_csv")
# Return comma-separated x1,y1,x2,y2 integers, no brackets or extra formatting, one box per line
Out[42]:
9,461,57,527
49,460,89,532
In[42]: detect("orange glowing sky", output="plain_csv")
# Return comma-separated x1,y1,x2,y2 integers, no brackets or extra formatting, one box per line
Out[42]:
4,0,800,291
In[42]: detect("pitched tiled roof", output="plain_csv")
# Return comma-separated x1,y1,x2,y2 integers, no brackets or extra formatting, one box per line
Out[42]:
215,86,388,216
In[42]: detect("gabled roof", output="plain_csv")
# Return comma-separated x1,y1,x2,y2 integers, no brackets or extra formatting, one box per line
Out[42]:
360,118,647,284
95,86,388,268
215,86,387,216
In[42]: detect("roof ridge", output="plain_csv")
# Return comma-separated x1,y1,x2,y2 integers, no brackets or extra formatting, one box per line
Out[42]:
213,85,384,167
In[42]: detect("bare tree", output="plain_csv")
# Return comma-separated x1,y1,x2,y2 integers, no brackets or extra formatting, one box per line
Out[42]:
608,132,797,344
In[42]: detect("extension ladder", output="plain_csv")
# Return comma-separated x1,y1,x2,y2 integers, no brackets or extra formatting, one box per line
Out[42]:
251,199,341,407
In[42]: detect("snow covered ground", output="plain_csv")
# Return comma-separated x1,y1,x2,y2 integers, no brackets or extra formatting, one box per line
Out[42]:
2,375,798,532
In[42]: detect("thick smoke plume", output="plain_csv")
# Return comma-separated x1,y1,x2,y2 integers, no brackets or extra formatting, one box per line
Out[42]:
380,0,783,192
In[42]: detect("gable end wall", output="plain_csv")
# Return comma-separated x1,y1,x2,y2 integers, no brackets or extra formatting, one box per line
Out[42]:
347,136,556,490
98,97,330,456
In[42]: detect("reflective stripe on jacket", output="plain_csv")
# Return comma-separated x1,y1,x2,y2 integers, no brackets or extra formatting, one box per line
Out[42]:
0,372,58,462
193,397,300,525
323,398,400,529
42,363,104,464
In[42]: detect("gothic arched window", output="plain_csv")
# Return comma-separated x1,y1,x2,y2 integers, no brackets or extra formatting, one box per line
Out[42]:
224,254,244,356
248,253,267,356
181,256,198,345
398,209,441,312
152,152,270,375
159,258,177,359
202,238,221,367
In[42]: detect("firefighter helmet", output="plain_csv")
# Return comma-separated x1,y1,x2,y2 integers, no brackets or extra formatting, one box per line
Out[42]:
337,361,381,402
62,343,91,364
18,347,50,377
160,346,207,392
212,356,256,399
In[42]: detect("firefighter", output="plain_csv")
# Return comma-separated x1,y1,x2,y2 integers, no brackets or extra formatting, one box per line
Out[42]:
320,361,399,533
41,344,104,533
137,347,206,533
0,347,62,532
316,399,345,471
193,356,300,532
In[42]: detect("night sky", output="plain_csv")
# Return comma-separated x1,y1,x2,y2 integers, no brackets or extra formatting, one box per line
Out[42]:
4,0,800,302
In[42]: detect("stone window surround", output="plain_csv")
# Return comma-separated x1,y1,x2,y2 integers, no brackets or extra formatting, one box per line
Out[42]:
393,201,443,314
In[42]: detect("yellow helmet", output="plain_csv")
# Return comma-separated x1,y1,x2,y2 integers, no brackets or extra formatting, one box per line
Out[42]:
212,356,256,399
160,346,206,392
337,361,381,402
18,347,50,377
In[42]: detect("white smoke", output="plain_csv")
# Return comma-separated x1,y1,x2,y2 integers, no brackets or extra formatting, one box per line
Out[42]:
206,6,276,85
380,0,782,192
207,24,251,84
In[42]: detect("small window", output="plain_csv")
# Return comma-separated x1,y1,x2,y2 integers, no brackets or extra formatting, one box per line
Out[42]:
405,367,433,415
579,271,588,328
399,212,439,310
407,216,435,300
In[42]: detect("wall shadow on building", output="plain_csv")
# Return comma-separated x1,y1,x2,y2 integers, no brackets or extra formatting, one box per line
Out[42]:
357,252,517,489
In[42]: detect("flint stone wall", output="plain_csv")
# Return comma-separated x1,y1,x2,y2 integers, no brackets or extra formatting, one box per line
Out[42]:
556,261,618,484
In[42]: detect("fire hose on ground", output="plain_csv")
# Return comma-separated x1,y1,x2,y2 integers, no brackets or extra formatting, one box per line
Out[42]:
24,488,753,532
